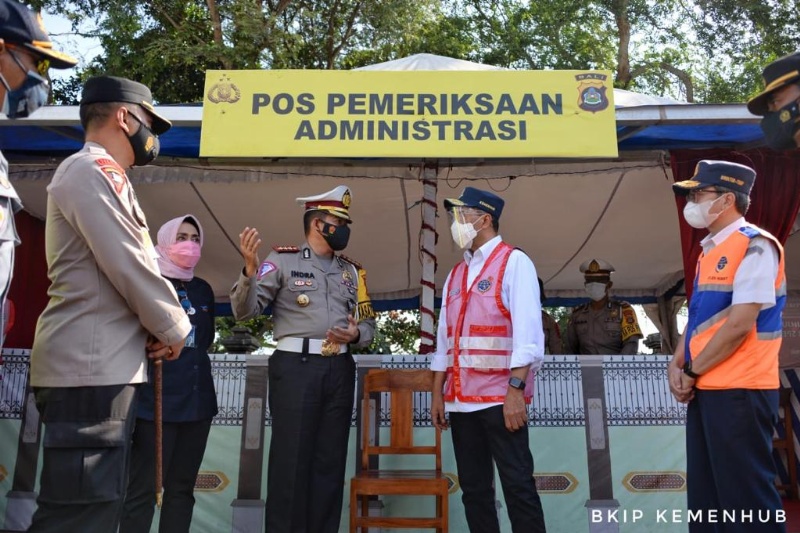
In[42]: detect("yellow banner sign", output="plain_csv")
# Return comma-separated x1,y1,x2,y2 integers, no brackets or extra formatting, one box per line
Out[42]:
200,70,617,158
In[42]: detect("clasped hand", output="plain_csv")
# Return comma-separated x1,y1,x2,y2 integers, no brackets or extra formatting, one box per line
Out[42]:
146,335,184,361
327,315,359,344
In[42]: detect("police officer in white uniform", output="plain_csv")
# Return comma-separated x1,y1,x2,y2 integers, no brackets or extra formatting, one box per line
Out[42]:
566,259,643,355
0,0,77,347
231,185,376,533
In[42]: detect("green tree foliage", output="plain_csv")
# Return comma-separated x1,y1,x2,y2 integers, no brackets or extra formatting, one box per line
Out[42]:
353,310,424,355
37,0,799,105
38,0,451,103
210,315,273,353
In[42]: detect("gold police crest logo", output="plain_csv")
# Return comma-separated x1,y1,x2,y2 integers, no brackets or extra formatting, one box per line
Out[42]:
576,73,609,113
342,190,351,208
207,75,241,104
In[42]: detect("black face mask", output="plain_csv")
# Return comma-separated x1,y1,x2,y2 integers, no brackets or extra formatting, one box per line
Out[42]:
760,99,800,150
318,220,350,251
127,112,160,166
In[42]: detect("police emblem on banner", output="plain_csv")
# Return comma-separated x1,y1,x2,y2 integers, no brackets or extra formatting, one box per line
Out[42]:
207,74,241,104
716,256,728,272
576,73,609,113
477,278,492,293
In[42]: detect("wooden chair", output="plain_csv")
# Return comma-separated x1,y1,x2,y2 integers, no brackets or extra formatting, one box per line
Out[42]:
349,369,448,532
774,386,798,499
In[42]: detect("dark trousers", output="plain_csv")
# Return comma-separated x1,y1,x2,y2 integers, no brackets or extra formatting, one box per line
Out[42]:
450,405,546,533
266,350,356,533
119,418,213,533
28,384,138,533
686,388,786,533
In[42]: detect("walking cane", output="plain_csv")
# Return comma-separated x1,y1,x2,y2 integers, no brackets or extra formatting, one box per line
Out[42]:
154,357,164,508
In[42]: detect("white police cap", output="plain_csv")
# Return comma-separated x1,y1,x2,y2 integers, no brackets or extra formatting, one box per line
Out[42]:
579,259,615,281
296,185,352,222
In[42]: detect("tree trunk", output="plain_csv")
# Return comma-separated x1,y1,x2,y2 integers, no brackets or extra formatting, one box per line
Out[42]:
611,0,632,87
206,0,232,69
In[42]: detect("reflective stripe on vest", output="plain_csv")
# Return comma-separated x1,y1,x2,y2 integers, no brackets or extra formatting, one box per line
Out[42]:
443,242,534,403
685,225,786,390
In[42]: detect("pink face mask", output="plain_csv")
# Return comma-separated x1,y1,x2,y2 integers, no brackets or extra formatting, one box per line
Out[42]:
166,241,201,269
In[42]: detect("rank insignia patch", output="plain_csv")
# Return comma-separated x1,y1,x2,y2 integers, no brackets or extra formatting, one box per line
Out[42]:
96,158,126,195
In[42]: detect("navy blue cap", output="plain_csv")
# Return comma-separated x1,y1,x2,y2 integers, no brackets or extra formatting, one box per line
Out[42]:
0,0,77,69
444,187,505,220
672,160,756,196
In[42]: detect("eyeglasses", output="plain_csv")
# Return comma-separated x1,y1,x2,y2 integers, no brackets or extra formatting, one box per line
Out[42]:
6,45,50,78
686,188,722,202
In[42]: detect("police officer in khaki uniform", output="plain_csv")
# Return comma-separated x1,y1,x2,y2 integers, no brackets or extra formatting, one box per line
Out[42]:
232,185,376,533
565,259,642,355
29,76,191,533
0,0,77,349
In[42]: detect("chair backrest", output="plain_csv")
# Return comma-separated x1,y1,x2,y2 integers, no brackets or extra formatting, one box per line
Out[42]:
361,368,441,470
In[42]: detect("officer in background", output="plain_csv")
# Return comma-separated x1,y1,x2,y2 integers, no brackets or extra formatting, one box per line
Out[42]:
231,185,376,533
566,259,642,355
0,0,77,349
539,277,562,354
29,76,191,533
747,51,800,150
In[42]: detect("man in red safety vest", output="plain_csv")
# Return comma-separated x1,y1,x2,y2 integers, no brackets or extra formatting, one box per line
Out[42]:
431,186,546,533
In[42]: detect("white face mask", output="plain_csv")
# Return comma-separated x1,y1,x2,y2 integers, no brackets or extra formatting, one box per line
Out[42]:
450,220,478,249
585,282,607,301
683,195,723,229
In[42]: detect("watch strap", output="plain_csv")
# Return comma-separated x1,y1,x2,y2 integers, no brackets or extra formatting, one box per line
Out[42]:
683,360,700,379
508,376,526,390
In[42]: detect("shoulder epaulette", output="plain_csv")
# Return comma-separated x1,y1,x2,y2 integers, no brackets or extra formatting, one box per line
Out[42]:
738,226,760,239
339,254,363,269
272,245,300,253
573,302,590,312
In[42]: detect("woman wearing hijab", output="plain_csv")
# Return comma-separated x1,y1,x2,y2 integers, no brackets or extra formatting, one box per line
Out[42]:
120,215,218,533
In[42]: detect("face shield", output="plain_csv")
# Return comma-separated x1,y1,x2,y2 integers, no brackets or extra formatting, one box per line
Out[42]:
448,207,486,249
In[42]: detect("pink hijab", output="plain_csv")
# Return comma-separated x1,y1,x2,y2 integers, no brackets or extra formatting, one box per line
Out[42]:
155,214,204,281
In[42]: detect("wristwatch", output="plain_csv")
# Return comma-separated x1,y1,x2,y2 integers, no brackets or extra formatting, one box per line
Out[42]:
508,376,526,391
682,360,700,379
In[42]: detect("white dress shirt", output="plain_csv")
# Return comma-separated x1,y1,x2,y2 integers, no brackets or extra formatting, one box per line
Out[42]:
700,217,779,308
431,235,545,412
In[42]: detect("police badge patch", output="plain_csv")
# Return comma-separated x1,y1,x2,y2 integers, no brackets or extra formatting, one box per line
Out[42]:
258,261,277,280
477,278,492,293
576,73,610,113
716,256,728,272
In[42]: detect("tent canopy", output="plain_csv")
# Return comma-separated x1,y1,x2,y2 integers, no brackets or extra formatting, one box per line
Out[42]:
1,54,786,311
